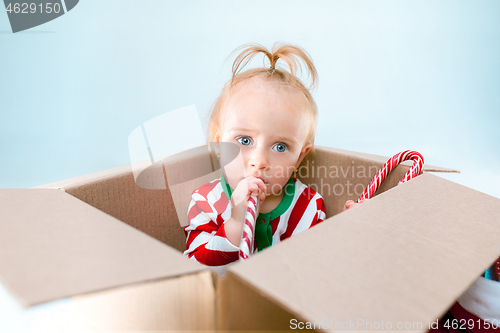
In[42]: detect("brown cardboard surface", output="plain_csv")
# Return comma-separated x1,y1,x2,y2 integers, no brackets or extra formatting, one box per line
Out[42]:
0,188,205,307
216,271,298,332
219,173,500,332
73,270,216,331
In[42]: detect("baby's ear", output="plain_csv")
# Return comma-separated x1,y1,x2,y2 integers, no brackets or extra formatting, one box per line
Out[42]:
295,143,313,168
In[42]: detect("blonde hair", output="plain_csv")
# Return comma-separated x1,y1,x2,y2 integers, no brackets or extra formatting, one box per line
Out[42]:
207,42,319,148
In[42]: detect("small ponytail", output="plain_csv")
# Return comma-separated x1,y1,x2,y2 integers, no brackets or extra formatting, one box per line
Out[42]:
229,42,318,91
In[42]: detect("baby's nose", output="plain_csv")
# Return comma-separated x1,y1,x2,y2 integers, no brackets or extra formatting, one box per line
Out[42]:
249,149,269,169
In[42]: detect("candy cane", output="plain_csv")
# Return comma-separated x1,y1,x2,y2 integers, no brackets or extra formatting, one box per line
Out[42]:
495,257,500,280
357,150,424,203
239,195,259,260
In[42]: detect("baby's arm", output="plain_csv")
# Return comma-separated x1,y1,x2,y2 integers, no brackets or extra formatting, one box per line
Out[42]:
183,192,240,266
305,193,326,230
316,196,326,225
183,176,266,266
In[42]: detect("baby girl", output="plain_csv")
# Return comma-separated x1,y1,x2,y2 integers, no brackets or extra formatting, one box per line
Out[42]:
183,42,328,271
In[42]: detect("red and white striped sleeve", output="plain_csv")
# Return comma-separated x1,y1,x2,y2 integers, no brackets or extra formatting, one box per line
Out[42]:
314,194,327,226
280,184,326,242
183,180,240,267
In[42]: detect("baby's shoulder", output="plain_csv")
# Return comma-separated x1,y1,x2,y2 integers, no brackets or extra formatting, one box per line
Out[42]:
192,178,223,199
292,178,324,201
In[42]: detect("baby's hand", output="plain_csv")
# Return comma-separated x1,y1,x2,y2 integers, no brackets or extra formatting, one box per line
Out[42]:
223,176,266,247
231,176,266,222
343,199,366,211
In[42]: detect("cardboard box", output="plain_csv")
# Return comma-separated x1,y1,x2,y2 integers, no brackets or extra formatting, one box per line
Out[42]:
1,145,499,332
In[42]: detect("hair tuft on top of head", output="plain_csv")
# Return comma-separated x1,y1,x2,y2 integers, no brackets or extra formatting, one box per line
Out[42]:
229,42,318,91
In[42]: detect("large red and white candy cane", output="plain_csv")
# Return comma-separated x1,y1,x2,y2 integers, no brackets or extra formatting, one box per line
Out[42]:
239,195,259,261
357,150,424,203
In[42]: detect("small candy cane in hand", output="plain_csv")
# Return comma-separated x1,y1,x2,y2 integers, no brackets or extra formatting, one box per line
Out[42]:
239,195,259,260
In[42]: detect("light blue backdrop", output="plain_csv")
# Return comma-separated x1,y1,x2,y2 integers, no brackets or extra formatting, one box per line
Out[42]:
1,0,499,201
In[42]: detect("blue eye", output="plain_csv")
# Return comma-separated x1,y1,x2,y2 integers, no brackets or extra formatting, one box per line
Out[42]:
273,143,287,153
237,137,252,146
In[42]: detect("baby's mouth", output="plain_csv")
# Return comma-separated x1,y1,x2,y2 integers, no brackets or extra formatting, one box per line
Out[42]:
257,177,268,184
243,174,269,185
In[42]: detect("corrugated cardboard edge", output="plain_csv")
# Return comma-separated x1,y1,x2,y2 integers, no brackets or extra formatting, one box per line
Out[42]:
34,163,137,190
313,146,460,173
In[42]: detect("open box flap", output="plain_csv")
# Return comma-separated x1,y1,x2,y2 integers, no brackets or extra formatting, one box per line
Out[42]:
314,146,460,173
226,173,500,332
0,188,206,308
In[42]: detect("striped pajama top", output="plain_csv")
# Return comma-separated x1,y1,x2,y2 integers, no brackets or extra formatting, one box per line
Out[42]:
183,176,326,270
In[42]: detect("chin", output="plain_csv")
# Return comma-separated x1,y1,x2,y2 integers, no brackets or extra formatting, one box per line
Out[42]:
266,183,284,197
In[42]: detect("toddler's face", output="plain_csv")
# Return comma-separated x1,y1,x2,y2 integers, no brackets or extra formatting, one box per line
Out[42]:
218,78,312,197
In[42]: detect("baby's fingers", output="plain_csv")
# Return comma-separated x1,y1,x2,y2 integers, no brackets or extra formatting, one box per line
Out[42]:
255,180,266,192
343,199,368,211
343,200,355,211
344,200,354,211
258,191,266,205
247,177,266,195
247,182,263,196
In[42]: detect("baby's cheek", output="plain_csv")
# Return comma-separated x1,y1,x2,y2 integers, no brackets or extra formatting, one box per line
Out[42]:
221,151,246,179
278,161,296,179
266,166,288,183
269,170,293,191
